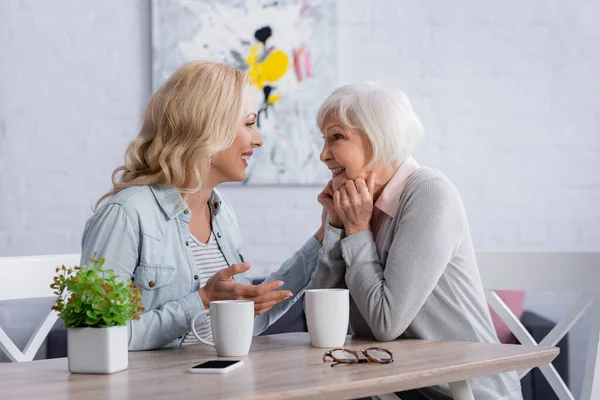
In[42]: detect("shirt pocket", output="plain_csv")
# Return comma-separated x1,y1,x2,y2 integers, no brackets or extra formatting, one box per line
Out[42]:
133,262,176,291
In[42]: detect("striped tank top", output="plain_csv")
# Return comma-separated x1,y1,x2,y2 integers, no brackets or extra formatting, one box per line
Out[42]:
182,231,229,345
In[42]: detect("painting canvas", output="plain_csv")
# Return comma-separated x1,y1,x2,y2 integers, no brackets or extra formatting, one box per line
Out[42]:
152,0,337,184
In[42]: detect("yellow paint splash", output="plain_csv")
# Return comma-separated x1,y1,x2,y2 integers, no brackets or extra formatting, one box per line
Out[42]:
246,43,289,104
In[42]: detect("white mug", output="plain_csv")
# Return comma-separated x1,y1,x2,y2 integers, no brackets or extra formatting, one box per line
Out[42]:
191,300,254,357
305,289,349,348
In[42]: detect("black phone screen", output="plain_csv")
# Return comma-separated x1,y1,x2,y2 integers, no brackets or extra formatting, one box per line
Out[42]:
191,360,241,369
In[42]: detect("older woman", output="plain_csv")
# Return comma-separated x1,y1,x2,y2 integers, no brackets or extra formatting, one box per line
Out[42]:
309,83,522,400
82,61,323,351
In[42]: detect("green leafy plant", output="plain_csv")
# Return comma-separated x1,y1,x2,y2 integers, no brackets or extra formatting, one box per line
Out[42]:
50,255,144,328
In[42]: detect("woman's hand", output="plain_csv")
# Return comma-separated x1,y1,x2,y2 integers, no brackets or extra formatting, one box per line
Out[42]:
318,180,343,228
198,263,293,315
334,175,376,236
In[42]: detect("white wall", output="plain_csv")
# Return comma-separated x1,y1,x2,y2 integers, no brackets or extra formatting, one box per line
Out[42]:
1,0,599,395
0,0,152,253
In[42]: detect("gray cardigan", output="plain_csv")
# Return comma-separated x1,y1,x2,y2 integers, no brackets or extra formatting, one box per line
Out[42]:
308,168,522,400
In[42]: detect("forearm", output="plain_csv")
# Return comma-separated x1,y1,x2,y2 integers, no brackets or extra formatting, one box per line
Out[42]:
253,236,321,335
128,291,207,350
308,224,347,290
342,231,412,341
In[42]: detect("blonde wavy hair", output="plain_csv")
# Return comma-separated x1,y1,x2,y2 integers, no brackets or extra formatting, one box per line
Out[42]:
96,60,249,209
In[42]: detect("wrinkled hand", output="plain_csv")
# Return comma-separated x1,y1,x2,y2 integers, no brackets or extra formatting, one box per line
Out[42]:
333,174,376,236
318,180,343,228
198,263,292,315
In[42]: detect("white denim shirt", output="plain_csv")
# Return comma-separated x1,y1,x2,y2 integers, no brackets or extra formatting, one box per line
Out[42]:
81,184,320,350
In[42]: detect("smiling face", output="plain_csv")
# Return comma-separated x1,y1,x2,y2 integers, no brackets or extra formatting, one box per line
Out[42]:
210,86,263,183
320,119,373,191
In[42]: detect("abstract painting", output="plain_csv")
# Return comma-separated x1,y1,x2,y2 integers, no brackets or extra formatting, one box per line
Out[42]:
152,0,337,184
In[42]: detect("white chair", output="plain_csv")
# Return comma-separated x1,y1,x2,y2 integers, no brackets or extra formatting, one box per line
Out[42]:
0,253,81,362
477,250,600,400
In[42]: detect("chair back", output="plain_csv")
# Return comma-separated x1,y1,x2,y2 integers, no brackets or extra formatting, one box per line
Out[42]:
0,254,80,362
476,250,600,400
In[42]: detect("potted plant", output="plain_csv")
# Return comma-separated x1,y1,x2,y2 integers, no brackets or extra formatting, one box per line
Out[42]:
51,255,144,374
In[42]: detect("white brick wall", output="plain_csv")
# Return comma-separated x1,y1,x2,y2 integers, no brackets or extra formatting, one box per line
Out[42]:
1,0,599,394
0,0,151,256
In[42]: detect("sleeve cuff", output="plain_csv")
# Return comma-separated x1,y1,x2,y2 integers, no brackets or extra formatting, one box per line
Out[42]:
321,223,345,258
340,230,379,268
300,235,322,258
325,223,344,241
178,290,207,329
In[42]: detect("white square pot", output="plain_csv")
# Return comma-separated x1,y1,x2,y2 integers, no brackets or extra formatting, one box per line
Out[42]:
67,326,128,374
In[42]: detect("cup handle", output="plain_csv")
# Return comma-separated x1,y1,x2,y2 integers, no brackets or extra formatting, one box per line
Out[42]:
191,310,215,347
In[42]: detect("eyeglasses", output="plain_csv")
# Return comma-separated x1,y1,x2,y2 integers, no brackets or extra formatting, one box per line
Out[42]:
322,347,394,367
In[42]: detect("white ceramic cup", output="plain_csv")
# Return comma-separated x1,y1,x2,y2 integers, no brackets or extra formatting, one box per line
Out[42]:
305,289,349,348
191,300,254,357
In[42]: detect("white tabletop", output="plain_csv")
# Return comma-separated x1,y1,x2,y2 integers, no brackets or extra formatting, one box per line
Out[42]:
0,332,558,399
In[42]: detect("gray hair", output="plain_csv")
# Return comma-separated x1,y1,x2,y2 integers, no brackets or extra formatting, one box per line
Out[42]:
317,82,424,168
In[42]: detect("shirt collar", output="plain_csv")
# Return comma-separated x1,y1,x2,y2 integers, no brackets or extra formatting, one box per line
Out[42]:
207,191,222,218
374,157,421,217
149,184,223,219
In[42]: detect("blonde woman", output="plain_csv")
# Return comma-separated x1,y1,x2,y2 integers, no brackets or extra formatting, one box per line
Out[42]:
310,83,522,400
82,61,323,351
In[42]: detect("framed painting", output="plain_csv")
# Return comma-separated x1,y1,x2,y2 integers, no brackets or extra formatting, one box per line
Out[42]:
152,0,337,184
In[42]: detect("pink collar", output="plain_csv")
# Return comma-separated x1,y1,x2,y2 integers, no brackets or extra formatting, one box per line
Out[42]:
374,157,421,217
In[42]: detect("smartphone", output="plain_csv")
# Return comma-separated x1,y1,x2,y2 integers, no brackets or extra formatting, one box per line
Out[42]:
188,360,244,374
